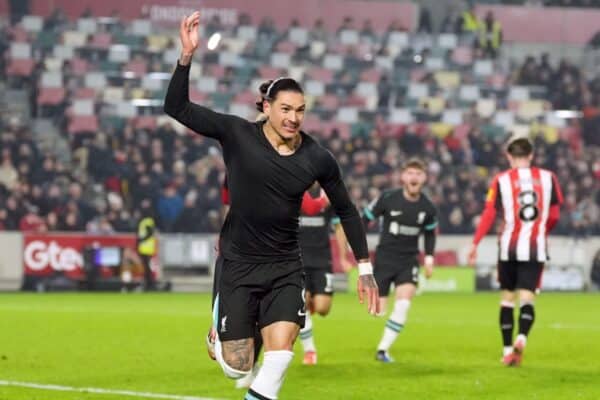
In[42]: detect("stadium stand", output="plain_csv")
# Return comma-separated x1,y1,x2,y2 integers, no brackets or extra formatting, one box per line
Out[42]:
0,4,598,237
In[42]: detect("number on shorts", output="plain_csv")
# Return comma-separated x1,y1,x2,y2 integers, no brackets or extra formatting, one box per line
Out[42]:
518,190,539,222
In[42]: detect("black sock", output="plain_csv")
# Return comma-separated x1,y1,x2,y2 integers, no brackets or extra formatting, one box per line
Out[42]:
253,326,263,364
519,304,535,337
500,306,514,347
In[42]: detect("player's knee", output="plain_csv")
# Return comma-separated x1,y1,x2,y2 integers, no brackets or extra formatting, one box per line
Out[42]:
215,338,253,379
222,350,253,373
313,303,331,316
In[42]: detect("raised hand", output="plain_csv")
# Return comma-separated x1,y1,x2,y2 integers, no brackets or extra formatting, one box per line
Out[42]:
179,11,201,64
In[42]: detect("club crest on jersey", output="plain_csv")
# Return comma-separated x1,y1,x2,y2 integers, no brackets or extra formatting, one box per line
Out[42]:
417,212,426,224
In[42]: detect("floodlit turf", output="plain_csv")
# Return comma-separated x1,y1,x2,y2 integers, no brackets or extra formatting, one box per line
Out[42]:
1,291,599,400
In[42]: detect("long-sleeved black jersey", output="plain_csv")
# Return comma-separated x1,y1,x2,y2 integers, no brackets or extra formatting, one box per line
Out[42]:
363,189,437,260
164,63,368,263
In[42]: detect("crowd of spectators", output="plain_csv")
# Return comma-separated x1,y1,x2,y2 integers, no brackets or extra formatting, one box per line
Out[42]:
0,9,598,237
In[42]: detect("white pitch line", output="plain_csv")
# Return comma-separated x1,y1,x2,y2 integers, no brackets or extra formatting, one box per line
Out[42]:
0,380,227,400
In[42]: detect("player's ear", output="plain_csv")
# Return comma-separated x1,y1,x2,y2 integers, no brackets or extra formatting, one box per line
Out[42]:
263,99,271,116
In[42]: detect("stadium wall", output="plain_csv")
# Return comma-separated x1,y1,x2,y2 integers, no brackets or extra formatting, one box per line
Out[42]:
0,233,598,292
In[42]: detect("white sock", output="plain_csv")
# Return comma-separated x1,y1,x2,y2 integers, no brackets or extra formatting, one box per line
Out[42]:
503,346,513,357
299,312,316,353
377,299,411,351
515,334,527,346
249,350,294,399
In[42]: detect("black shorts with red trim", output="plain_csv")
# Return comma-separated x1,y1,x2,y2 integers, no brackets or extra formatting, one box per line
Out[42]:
497,260,544,292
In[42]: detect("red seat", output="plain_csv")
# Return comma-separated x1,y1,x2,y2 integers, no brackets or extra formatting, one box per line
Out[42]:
275,41,297,53
38,88,66,105
307,67,334,84
123,60,147,76
68,115,99,134
74,87,96,99
6,59,34,76
134,116,157,130
89,33,112,49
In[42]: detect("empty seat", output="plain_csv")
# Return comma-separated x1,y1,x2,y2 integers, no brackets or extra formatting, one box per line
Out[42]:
77,18,97,34
10,42,31,59
109,44,131,63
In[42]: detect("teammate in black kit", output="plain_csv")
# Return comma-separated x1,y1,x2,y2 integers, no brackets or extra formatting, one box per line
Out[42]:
297,185,351,365
363,158,438,363
165,12,379,400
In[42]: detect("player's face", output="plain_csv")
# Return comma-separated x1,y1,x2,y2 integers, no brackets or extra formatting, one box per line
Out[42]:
264,91,306,139
401,167,426,196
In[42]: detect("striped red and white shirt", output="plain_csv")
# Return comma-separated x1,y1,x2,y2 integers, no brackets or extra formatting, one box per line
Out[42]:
473,167,563,262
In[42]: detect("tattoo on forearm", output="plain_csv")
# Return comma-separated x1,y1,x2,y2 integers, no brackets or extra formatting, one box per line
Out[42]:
179,53,192,66
359,274,378,290
222,338,254,371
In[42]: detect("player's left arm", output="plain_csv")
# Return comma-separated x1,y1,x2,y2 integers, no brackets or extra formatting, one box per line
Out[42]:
469,176,500,265
333,218,353,272
546,172,564,233
422,208,438,279
316,149,379,315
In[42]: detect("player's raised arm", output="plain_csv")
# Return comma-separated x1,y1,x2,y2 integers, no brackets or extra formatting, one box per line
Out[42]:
163,11,234,142
316,150,379,315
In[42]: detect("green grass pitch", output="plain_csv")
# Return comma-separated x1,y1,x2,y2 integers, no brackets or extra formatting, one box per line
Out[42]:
1,291,599,400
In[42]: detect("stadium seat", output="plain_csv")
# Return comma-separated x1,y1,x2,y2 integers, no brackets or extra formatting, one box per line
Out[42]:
89,33,112,49
63,31,88,47
77,18,98,34
437,33,458,49
339,29,360,45
450,46,473,66
473,60,493,77
109,45,131,63
493,110,516,128
271,52,292,69
37,88,65,106
10,42,31,59
459,85,480,103
508,86,531,101
131,19,152,36
430,122,453,138
323,54,344,71
40,72,63,88
517,100,546,121
6,59,35,76
68,115,99,134
196,77,218,93
425,57,445,71
337,107,359,123
442,109,464,125
21,15,43,32
434,71,460,89
304,80,326,97
72,99,95,116
53,46,73,64
85,73,108,89
288,27,309,46
476,99,496,119
237,26,257,41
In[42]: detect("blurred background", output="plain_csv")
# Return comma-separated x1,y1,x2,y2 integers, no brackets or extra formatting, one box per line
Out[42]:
0,0,598,294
